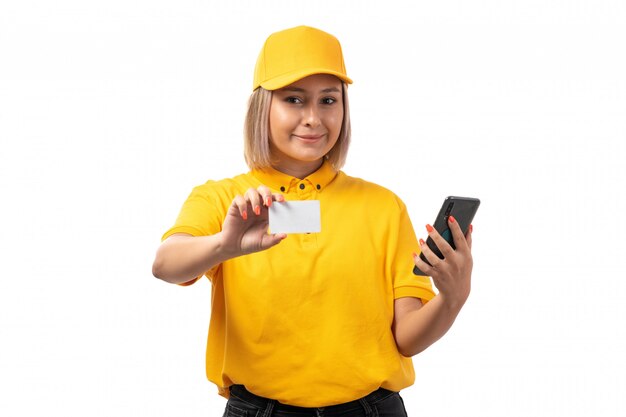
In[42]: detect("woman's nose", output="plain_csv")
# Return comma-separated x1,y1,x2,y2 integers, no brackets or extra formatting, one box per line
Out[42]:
303,104,321,127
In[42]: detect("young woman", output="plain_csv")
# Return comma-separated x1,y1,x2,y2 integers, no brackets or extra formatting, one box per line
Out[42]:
153,25,473,417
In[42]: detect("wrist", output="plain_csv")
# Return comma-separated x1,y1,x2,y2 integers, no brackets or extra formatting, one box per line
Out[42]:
438,291,469,313
213,232,239,263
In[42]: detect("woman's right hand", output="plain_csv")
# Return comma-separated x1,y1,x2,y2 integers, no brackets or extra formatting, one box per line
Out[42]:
152,185,286,284
220,185,287,257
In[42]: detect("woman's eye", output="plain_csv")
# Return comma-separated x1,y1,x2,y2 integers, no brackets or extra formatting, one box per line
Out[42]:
286,97,302,104
321,97,337,105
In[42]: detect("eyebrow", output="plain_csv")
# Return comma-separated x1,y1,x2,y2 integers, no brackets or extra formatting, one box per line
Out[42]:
280,86,342,94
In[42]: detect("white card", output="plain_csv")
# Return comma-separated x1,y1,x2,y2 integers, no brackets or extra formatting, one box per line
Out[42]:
269,200,321,234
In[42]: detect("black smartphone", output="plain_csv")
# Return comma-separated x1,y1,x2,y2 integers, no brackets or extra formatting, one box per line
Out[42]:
413,196,480,276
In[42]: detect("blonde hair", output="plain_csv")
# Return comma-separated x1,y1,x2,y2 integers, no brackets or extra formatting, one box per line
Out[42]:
244,82,351,171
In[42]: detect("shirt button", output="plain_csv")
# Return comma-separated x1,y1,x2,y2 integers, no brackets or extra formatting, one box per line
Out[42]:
280,186,285,192
299,184,305,190
316,184,321,190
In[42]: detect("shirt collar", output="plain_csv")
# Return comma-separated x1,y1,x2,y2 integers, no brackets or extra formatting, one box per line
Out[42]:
250,160,338,193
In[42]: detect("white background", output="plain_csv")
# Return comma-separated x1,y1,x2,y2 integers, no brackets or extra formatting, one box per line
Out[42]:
1,1,625,416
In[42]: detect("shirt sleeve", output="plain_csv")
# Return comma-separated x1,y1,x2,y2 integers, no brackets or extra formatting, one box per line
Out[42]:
161,181,226,284
390,197,436,303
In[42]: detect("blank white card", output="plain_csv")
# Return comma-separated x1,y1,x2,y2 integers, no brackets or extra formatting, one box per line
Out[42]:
269,200,321,234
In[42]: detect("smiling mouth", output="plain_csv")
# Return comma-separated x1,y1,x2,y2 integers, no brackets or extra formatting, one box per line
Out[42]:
294,134,325,141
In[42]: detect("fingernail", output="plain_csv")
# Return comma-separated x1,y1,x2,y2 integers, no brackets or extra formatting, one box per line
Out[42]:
470,224,473,233
242,210,248,220
254,205,261,215
278,195,285,202
419,239,425,246
412,252,418,258
448,215,455,223
426,224,434,233
266,197,272,207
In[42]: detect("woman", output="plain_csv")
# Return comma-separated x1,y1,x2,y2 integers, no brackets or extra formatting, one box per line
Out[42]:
152,25,473,417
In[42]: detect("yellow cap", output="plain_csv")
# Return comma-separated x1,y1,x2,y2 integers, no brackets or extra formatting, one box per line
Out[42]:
253,26,353,91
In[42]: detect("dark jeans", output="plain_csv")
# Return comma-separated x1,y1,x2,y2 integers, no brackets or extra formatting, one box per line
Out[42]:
222,384,409,417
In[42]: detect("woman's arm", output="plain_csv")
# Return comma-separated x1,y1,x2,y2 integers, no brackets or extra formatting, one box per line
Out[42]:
152,233,231,284
393,294,466,357
152,186,286,284
393,216,473,357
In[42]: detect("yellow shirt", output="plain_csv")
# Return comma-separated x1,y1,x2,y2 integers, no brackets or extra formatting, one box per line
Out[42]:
162,161,435,407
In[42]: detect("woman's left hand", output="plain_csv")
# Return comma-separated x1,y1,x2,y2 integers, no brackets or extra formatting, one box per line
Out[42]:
413,216,473,310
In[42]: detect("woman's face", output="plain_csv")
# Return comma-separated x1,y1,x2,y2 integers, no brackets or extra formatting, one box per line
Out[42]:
268,74,343,177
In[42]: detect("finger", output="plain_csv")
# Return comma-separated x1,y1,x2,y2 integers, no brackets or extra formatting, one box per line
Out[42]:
272,192,286,203
245,188,263,216
448,215,469,253
257,185,273,207
232,195,249,220
425,224,455,259
417,237,443,269
412,250,434,277
465,224,473,251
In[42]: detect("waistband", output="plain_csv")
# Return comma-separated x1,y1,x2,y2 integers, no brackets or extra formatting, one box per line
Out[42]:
229,384,397,413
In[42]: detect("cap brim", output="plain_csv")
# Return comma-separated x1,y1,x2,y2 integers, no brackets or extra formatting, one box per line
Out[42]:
259,68,353,91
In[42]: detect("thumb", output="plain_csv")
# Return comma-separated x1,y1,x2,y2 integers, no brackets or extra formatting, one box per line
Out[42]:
260,233,288,250
465,224,473,251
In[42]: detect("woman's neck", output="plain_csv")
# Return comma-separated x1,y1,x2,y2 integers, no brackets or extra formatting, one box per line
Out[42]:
271,159,324,179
